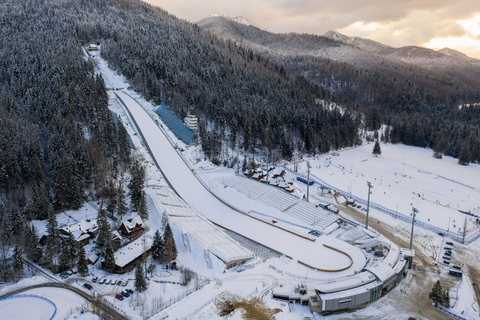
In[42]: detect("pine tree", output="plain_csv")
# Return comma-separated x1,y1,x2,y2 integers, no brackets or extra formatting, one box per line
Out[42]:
134,261,147,292
372,140,382,157
59,238,72,272
128,160,146,212
443,291,450,308
151,229,164,262
96,208,111,254
13,246,23,276
163,237,177,264
103,243,116,273
458,142,470,165
77,245,89,277
25,225,43,262
46,206,59,239
164,223,173,242
138,190,149,220
117,183,128,220
429,280,443,307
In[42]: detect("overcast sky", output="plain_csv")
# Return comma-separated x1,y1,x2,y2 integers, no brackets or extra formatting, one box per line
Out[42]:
144,0,480,59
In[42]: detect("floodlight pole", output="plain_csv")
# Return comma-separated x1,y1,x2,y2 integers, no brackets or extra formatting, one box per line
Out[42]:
307,161,311,202
409,207,418,269
365,182,372,229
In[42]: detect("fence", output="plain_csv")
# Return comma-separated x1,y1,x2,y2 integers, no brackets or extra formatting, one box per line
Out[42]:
286,168,480,244
0,294,57,320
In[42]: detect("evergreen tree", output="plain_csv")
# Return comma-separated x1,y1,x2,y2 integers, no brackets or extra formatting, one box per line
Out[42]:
151,229,164,262
163,237,177,264
117,183,128,220
46,206,59,239
138,190,149,220
59,238,72,272
25,225,43,262
2,211,14,243
77,245,89,277
13,246,23,276
96,208,112,254
134,261,147,292
164,223,174,243
372,139,382,157
443,291,450,308
458,142,470,165
429,280,443,307
103,243,116,273
128,160,146,212
106,186,118,218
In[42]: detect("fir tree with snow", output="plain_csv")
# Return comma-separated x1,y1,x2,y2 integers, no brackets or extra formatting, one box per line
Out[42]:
77,245,89,277
151,229,164,262
96,208,112,254
13,246,23,276
372,139,382,157
429,280,443,307
134,261,147,292
103,243,116,273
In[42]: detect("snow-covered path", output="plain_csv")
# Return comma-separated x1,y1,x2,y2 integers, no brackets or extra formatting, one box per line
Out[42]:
115,91,365,276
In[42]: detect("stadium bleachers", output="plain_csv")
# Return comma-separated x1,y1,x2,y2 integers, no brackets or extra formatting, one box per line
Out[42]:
224,175,338,231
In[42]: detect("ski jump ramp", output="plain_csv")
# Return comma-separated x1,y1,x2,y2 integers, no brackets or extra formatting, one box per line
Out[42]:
116,91,365,276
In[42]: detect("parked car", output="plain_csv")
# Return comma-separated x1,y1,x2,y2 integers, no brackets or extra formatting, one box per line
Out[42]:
59,272,68,279
66,270,73,276
105,279,111,285
71,269,77,274
92,276,98,283
443,247,452,250
126,289,133,294
443,260,450,265
452,265,462,270
445,241,454,246
444,251,452,256
115,293,124,301
121,280,128,287
111,280,117,285
443,256,451,260
99,278,106,284
83,283,93,290
121,291,130,298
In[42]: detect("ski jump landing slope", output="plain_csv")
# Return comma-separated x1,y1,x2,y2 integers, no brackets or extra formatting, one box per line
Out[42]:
116,91,365,275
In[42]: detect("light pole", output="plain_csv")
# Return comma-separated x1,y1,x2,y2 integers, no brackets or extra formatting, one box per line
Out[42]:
409,207,418,269
366,182,373,229
306,161,311,202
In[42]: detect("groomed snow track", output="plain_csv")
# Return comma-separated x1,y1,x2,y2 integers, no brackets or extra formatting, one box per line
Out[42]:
116,91,366,274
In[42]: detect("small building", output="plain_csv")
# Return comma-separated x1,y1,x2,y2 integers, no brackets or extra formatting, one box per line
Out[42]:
60,220,98,246
88,44,98,51
119,216,145,239
105,237,153,274
87,253,99,265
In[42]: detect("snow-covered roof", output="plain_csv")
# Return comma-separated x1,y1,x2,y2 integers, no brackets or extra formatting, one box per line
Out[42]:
114,237,153,268
382,242,400,268
318,280,382,300
61,219,97,234
111,230,122,241
365,260,396,282
311,271,376,294
121,216,145,232
88,254,98,263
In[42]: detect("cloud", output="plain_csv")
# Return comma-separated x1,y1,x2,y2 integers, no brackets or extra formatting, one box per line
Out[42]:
144,0,480,58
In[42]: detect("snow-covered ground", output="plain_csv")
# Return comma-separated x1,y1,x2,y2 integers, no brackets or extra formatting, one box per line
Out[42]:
292,143,480,234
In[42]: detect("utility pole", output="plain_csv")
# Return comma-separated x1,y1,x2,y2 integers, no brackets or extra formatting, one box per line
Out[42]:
409,207,418,269
306,161,311,202
365,181,372,229
463,216,467,244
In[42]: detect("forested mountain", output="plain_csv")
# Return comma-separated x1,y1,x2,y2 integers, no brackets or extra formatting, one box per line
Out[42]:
0,0,131,240
199,15,480,162
0,0,360,230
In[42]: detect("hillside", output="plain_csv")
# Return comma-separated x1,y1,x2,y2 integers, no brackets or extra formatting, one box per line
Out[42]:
198,15,480,162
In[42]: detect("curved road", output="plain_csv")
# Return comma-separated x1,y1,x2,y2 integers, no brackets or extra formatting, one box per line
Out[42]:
115,91,365,274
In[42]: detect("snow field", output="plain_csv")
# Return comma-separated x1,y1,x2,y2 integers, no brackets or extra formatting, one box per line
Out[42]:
0,295,56,320
293,143,480,233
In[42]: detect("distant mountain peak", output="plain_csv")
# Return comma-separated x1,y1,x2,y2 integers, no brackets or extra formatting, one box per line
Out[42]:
200,14,268,32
